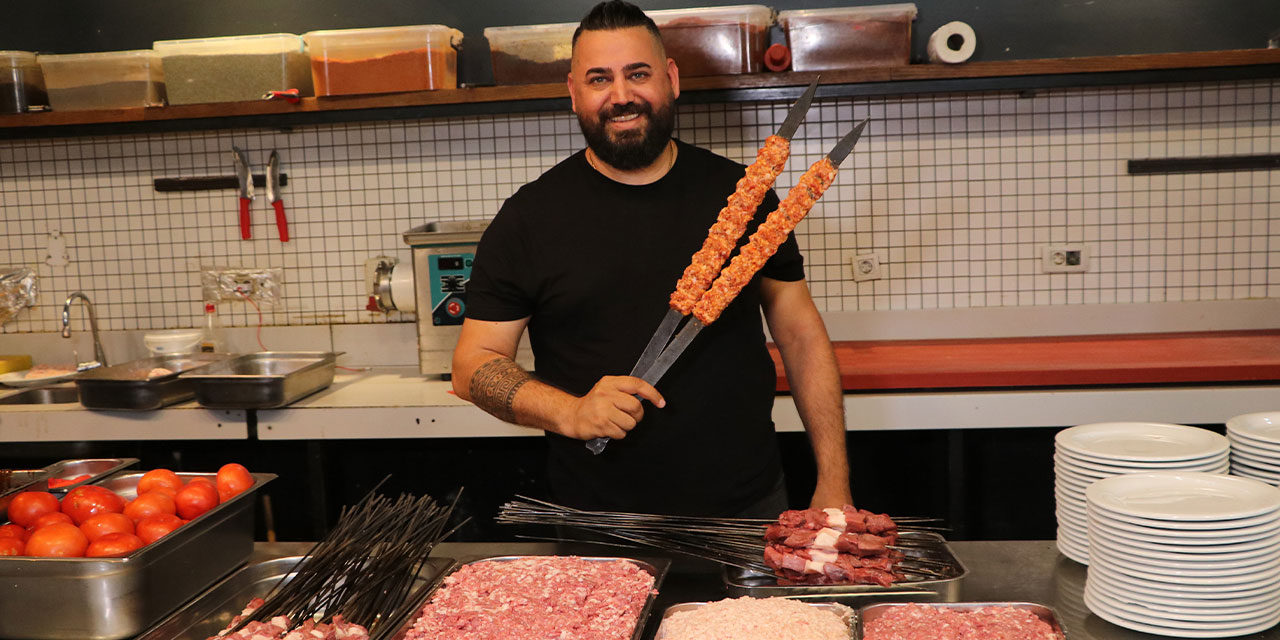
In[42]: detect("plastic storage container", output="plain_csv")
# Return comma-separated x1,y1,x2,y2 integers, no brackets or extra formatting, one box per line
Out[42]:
153,33,312,105
0,51,48,114
303,25,462,96
779,4,918,71
37,50,165,111
484,22,577,85
648,5,773,76
143,328,203,356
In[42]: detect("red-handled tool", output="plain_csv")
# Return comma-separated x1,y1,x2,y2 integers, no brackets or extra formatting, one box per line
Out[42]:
266,150,288,242
232,146,254,239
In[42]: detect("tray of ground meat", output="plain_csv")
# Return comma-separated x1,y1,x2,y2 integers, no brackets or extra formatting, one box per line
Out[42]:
75,353,232,410
857,602,1066,640
656,597,854,640
387,555,669,640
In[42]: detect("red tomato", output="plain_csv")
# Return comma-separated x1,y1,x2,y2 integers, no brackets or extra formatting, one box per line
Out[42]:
0,523,29,541
0,537,23,556
25,522,88,557
137,469,184,495
216,464,254,502
124,492,177,522
135,514,184,544
6,491,60,528
79,512,136,542
174,482,219,520
48,474,92,489
146,485,178,498
85,532,145,558
61,485,126,525
30,511,74,530
186,477,214,487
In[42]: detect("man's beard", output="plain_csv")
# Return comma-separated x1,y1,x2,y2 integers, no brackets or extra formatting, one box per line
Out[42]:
578,99,676,171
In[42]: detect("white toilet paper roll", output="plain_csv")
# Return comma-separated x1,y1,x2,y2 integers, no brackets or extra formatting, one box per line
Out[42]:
927,21,977,64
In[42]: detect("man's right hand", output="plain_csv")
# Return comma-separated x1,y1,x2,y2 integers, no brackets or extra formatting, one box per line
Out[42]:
560,376,665,441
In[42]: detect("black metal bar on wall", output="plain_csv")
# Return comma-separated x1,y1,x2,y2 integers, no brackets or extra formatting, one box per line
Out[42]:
1128,154,1280,174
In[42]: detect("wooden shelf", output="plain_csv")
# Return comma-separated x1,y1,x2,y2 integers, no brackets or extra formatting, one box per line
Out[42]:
3,48,1278,139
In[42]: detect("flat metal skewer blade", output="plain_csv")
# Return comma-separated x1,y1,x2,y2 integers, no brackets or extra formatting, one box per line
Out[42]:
827,117,869,167
775,76,821,140
640,319,704,386
628,308,684,376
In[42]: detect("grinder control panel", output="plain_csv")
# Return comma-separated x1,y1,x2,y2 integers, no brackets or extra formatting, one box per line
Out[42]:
428,253,473,326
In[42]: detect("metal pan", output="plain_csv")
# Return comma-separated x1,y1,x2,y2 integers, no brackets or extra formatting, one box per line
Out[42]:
723,532,966,603
75,353,231,410
135,555,455,640
855,602,1067,640
381,555,671,640
656,600,855,639
182,351,340,409
0,458,139,520
0,470,275,640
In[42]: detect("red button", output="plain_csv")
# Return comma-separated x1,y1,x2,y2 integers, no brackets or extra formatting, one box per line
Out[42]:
446,300,463,316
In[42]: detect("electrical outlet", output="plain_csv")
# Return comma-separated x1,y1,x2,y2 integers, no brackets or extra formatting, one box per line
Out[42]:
1042,245,1090,273
851,253,883,282
202,267,283,304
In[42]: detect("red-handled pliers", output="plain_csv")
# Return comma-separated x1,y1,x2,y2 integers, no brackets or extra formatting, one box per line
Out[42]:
266,150,288,242
232,146,254,239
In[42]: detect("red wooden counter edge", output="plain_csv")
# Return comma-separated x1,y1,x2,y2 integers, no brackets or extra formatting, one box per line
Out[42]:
768,330,1280,392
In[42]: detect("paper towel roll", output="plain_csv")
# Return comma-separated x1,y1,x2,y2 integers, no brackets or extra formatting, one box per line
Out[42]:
927,21,977,64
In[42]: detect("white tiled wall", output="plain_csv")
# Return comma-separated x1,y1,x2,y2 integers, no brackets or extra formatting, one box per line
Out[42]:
1,78,1276,336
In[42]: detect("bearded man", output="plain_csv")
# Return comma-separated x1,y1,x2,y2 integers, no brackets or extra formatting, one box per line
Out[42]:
451,0,851,517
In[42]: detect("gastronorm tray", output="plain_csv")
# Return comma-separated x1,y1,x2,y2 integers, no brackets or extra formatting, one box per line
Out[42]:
181,351,340,409
75,353,232,410
655,600,855,639
854,602,1067,640
0,470,276,640
135,554,456,640
381,554,671,640
0,457,139,518
723,531,966,602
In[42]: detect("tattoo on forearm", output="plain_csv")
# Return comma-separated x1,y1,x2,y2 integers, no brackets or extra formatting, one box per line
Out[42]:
469,358,532,423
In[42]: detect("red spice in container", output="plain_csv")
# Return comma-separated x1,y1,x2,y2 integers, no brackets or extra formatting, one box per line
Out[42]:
304,25,461,97
649,5,773,77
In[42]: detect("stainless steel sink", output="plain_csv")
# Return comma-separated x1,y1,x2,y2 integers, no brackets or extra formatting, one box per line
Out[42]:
0,387,79,405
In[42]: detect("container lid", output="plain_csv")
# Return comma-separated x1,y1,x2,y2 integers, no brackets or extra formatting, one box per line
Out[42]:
484,21,579,37
153,33,305,56
37,49,156,63
647,4,775,28
302,24,463,47
0,51,38,67
778,3,919,22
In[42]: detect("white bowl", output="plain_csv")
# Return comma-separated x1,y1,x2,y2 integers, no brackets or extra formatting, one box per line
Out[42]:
143,329,203,355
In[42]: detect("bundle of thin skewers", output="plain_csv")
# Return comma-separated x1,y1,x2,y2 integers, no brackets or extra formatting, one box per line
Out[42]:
496,495,954,587
213,483,466,640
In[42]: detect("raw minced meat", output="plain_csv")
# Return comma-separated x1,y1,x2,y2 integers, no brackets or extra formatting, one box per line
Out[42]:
861,604,1061,640
658,596,850,640
404,556,655,640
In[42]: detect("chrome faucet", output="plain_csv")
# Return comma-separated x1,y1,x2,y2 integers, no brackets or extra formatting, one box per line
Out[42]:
62,292,108,369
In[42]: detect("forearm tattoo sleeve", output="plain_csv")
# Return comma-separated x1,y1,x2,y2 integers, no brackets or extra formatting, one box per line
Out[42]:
468,357,533,423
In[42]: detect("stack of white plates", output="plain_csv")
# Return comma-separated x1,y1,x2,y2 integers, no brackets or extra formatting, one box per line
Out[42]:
1055,422,1229,564
1228,412,1280,486
1084,472,1280,637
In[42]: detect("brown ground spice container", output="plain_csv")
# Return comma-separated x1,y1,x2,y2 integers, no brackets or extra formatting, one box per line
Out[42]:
313,48,457,96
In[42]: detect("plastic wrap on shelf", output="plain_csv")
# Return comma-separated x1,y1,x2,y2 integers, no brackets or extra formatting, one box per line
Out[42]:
0,267,36,325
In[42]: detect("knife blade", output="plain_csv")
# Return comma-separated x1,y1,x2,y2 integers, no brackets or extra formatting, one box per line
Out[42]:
266,150,289,242
232,146,254,240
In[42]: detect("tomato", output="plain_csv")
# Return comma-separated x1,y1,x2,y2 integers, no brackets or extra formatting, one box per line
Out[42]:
0,523,29,541
25,522,88,557
30,511,74,529
48,474,92,489
174,482,219,520
124,492,177,522
146,485,178,498
6,491,60,528
85,532,145,558
80,512,135,542
61,485,126,525
135,514,184,544
216,464,254,502
137,469,183,495
186,477,214,487
0,537,23,556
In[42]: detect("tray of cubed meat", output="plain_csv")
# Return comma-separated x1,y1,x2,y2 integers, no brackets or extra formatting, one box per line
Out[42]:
386,555,670,640
856,602,1067,640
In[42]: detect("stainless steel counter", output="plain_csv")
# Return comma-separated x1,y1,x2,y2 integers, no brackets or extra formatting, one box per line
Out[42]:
248,539,1280,640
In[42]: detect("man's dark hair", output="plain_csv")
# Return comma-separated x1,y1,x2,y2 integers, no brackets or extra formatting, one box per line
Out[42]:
572,0,663,49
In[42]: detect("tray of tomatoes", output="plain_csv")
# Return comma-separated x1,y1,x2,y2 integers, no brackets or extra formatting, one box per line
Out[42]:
0,463,276,640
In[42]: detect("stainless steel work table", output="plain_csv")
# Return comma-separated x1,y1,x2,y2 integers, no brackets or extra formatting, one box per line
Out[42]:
247,539,1280,640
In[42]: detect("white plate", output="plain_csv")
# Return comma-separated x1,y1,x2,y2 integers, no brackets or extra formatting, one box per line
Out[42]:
1054,454,1227,479
1087,530,1280,563
1087,472,1280,521
1229,461,1280,481
1084,587,1280,636
1055,471,1096,494
1089,564,1280,599
1086,580,1280,621
1056,422,1229,462
1057,445,1230,471
1088,545,1280,572
1228,412,1280,445
1089,571,1280,609
1088,523,1280,556
0,368,79,387
1087,496,1280,531
1229,430,1280,454
1057,531,1090,564
1232,468,1280,487
1085,584,1280,629
1089,507,1280,540
1229,447,1280,468
1088,542,1280,582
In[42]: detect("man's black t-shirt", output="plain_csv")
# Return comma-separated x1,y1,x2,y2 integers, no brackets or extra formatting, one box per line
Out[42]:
467,139,805,516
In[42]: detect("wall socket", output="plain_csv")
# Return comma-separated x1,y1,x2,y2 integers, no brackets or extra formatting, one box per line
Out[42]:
851,253,883,282
1041,245,1090,273
202,267,283,303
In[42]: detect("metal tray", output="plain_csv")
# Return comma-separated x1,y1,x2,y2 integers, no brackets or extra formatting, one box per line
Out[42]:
855,602,1067,640
723,532,966,603
381,555,671,640
656,600,855,639
75,353,231,410
135,554,456,640
0,470,276,640
0,458,139,519
181,351,339,409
